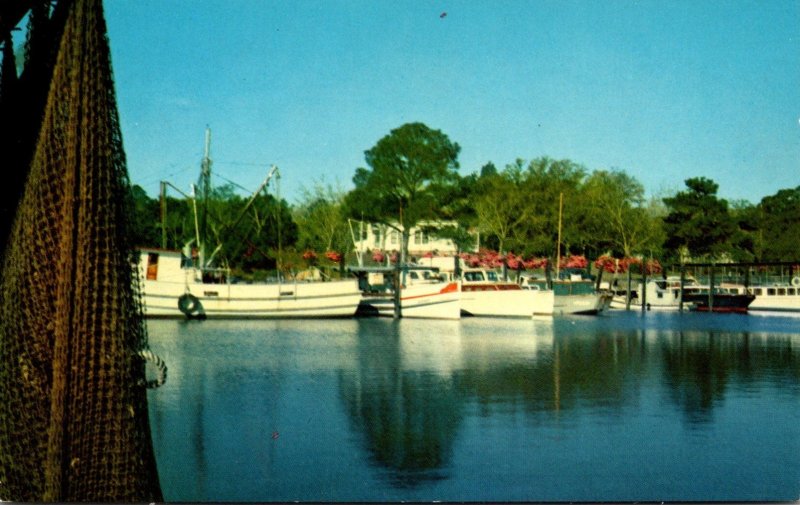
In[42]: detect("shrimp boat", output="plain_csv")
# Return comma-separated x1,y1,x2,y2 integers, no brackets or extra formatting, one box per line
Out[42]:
138,128,361,319
139,249,362,318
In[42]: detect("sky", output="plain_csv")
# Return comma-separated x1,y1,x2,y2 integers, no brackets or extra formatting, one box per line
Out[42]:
97,0,799,205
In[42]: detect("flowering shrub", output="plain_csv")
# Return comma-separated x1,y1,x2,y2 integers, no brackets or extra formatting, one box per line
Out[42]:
371,250,385,263
523,257,548,270
593,255,663,275
302,250,317,261
324,251,342,263
559,254,588,269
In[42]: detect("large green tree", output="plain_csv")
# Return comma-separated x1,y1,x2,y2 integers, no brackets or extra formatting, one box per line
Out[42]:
344,122,461,263
519,157,587,257
662,177,736,261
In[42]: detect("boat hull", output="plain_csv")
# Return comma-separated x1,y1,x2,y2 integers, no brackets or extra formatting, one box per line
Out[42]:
460,285,554,317
554,293,613,315
142,278,363,319
357,282,461,320
684,293,755,314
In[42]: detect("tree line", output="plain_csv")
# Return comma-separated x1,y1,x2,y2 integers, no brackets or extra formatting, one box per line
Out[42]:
129,122,800,276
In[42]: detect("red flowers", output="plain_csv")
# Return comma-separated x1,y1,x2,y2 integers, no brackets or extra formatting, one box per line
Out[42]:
593,255,662,274
324,251,342,263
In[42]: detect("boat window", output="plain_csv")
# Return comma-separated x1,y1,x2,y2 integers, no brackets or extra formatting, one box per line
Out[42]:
767,288,776,296
777,288,786,296
409,272,419,280
657,292,663,299
146,253,159,280
789,288,796,296
464,271,484,282
655,281,666,290
486,271,498,281
753,288,762,296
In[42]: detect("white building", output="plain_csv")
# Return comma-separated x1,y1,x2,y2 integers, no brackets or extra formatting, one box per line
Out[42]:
351,221,477,258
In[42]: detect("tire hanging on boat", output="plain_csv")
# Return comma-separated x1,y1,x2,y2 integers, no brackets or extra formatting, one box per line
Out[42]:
178,293,204,318
791,277,800,288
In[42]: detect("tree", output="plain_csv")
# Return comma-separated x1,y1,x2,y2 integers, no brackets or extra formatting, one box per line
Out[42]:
472,164,529,254
519,157,587,257
757,186,800,261
344,122,460,263
294,181,351,273
127,185,161,248
581,169,663,258
662,177,736,261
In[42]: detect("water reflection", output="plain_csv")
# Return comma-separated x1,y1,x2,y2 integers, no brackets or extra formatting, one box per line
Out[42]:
659,330,800,424
338,320,464,487
145,315,800,501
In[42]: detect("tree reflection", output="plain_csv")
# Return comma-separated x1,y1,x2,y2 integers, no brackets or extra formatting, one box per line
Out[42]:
338,321,464,488
660,331,800,424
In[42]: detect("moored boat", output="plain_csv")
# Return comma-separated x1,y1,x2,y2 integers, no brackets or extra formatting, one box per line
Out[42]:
682,287,755,313
610,276,756,313
139,249,362,318
460,268,554,317
520,273,611,315
719,280,800,315
351,266,461,320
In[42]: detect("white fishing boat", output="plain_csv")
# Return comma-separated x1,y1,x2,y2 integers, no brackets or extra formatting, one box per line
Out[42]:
460,269,554,317
352,267,461,320
139,249,362,318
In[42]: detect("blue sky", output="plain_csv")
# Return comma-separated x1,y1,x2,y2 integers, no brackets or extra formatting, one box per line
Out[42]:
101,0,799,204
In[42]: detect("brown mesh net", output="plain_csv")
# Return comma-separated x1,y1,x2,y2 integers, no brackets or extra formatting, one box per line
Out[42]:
0,0,162,501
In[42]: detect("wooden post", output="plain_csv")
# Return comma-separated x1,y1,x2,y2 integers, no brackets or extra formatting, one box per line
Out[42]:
160,181,168,249
393,266,402,319
641,267,648,312
679,267,686,312
708,265,715,312
625,267,632,310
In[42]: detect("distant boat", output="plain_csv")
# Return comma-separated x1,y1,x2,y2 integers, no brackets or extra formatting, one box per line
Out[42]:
681,286,755,314
610,276,755,313
139,249,362,318
459,268,554,317
718,279,800,315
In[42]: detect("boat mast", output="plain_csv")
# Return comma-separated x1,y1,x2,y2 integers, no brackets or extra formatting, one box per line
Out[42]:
198,127,212,268
556,192,563,278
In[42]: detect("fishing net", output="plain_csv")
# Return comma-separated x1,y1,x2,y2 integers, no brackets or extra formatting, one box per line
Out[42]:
0,0,162,501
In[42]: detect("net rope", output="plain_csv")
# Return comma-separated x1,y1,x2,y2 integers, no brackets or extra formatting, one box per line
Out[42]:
0,0,162,500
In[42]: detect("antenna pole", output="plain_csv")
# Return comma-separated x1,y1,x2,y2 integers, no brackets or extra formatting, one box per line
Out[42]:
556,192,563,278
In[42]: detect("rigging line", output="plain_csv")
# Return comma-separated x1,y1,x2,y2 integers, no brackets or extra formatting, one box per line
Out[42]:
214,160,271,167
211,172,252,193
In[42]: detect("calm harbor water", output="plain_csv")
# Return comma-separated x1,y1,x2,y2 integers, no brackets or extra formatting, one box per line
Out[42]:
145,311,800,502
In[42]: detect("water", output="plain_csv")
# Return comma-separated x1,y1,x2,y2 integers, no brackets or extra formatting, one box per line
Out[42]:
144,312,800,502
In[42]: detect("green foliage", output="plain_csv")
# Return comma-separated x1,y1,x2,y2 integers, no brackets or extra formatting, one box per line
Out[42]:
345,122,461,262
662,177,737,260
293,181,352,274
580,170,663,258
129,183,297,272
756,186,800,261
